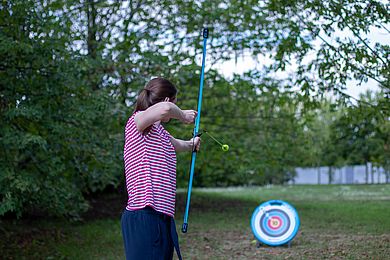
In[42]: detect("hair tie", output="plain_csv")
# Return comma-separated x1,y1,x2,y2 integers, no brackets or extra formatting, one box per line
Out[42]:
140,88,150,96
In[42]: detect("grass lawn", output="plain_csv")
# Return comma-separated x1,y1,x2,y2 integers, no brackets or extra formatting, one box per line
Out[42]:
1,185,390,259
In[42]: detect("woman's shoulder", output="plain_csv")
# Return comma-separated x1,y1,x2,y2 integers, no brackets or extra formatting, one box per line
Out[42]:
127,110,142,122
132,110,143,117
125,111,142,131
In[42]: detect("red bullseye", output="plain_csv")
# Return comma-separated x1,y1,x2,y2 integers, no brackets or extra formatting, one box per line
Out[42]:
268,216,282,230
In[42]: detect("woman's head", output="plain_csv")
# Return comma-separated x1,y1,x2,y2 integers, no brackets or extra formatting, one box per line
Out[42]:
135,78,177,112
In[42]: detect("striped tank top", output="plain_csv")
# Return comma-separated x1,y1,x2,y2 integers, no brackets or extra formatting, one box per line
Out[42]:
123,111,177,217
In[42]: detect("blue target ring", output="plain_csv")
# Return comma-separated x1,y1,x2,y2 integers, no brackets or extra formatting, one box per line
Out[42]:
251,200,300,246
260,209,290,237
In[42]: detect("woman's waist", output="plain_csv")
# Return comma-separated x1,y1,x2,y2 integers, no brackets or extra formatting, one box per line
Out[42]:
125,205,174,220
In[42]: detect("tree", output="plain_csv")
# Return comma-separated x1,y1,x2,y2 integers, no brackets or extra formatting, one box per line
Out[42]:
0,0,122,218
1,0,388,218
301,99,343,183
330,91,388,183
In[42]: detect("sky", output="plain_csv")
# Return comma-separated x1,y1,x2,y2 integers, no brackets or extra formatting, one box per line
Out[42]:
214,25,389,100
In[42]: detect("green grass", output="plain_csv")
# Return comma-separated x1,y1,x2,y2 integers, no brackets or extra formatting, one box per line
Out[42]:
57,219,124,259
1,185,390,259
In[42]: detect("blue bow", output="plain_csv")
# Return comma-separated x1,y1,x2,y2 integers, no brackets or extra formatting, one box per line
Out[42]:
182,28,209,233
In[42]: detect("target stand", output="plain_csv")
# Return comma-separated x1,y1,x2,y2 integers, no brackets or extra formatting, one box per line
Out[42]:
251,200,300,248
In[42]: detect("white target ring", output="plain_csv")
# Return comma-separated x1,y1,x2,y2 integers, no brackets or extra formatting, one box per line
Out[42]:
251,200,300,246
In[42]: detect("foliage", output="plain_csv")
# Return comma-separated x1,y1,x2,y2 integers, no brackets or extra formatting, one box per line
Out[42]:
147,0,390,97
329,91,390,182
0,1,123,218
0,0,388,218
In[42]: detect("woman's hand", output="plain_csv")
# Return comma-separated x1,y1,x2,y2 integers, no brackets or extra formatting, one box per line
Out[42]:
170,136,201,153
191,137,201,152
181,110,197,124
163,97,197,124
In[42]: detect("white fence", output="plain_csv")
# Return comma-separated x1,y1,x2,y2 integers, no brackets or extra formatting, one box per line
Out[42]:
289,164,389,184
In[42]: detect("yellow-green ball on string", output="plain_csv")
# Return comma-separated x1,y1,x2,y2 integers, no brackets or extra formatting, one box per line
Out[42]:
221,144,229,152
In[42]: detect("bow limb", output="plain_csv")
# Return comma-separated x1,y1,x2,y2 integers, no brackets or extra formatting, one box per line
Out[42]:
182,28,209,233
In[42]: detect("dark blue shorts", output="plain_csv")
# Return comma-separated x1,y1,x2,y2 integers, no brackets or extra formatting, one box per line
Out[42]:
121,207,182,260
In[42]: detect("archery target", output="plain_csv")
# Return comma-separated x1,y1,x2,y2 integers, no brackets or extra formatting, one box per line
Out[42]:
251,200,300,246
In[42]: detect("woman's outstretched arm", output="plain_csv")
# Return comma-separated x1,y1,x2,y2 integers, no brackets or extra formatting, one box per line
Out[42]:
134,102,197,132
170,137,201,153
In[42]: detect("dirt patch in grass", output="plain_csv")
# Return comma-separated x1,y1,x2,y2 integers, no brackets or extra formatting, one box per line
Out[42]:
0,226,68,260
0,191,126,259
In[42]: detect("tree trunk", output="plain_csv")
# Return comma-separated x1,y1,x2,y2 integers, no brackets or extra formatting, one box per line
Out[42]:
87,0,98,91
317,165,321,185
377,166,380,184
87,0,97,60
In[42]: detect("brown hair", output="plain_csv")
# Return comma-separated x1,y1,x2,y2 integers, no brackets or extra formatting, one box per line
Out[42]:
134,78,177,112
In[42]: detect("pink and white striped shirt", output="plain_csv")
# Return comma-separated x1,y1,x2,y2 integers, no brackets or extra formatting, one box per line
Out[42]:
123,111,177,217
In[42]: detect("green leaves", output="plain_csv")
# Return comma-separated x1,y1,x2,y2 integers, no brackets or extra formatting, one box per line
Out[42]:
1,0,388,218
0,1,124,218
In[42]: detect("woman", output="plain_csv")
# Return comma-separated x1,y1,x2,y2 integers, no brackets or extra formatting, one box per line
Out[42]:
121,77,200,260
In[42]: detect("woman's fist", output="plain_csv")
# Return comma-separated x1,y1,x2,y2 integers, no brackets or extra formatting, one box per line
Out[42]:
181,110,197,124
191,137,201,152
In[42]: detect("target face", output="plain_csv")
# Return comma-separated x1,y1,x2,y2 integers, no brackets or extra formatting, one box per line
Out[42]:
251,200,300,246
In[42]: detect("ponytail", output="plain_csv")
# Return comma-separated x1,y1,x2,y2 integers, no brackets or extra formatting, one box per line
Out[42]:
134,88,152,112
